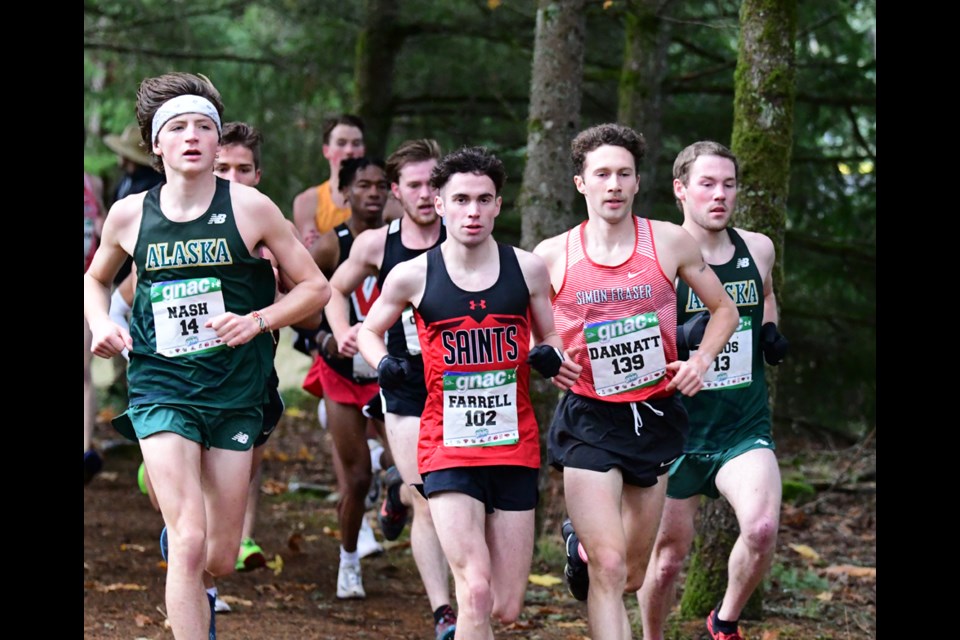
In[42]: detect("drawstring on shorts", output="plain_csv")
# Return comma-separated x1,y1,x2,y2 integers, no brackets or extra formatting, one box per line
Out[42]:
630,401,664,436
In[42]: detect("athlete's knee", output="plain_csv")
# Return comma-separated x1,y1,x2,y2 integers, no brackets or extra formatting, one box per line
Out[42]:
169,526,207,573
742,514,779,554
590,544,628,591
460,574,494,619
491,592,524,624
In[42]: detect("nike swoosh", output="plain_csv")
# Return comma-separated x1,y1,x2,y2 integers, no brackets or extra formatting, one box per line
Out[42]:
627,270,647,279
660,456,679,468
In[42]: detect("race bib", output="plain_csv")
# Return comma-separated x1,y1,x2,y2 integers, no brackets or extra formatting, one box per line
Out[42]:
151,277,227,357
353,351,378,380
695,316,753,390
385,305,422,356
442,369,519,447
586,312,667,396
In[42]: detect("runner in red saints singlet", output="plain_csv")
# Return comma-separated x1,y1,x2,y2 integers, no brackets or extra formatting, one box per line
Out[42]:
357,147,581,637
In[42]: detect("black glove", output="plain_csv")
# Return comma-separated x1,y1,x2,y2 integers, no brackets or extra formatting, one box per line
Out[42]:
377,355,411,390
676,312,709,360
527,344,564,378
760,322,788,365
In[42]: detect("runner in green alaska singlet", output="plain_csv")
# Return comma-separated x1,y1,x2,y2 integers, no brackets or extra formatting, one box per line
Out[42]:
128,177,275,410
675,227,770,452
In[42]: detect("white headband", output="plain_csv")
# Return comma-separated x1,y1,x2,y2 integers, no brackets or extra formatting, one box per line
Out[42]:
151,95,222,144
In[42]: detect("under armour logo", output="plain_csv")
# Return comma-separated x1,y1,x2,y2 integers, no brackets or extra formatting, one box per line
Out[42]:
208,213,227,224
469,299,487,310
736,257,750,268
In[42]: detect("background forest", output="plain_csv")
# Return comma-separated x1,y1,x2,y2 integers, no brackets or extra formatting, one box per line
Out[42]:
83,0,876,443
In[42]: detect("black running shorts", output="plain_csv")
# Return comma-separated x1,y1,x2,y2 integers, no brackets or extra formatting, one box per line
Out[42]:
422,465,539,514
548,391,688,488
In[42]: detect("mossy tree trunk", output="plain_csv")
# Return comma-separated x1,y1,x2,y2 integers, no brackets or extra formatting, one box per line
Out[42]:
518,0,586,537
617,0,673,215
680,0,797,621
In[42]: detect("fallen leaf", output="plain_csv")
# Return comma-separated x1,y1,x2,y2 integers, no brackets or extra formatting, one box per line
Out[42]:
288,532,303,552
283,407,305,418
823,564,876,579
219,595,254,607
488,0,501,9
260,479,287,495
502,619,534,630
95,582,148,592
120,544,147,553
267,553,284,576
816,591,833,601
761,630,780,640
528,573,563,587
603,0,614,8
296,445,314,461
788,543,821,562
134,614,153,628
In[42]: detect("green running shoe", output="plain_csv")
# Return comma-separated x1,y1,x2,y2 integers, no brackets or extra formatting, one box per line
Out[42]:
137,462,148,495
235,537,266,572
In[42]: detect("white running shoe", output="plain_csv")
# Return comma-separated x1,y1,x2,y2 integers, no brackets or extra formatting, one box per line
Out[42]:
214,597,231,613
357,517,384,558
336,561,366,599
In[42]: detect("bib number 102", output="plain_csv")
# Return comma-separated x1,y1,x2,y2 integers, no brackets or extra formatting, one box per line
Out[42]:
465,410,496,427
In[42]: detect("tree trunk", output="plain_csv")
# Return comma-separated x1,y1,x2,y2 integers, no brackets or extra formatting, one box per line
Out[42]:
519,0,586,251
353,0,402,157
680,0,797,620
518,0,586,538
617,0,673,215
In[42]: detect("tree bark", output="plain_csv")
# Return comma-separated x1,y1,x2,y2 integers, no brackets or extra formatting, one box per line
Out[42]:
680,0,797,621
517,0,586,538
617,0,673,215
518,0,586,251
353,0,402,157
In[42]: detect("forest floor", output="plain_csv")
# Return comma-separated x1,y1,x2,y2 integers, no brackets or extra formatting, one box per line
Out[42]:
84,348,875,639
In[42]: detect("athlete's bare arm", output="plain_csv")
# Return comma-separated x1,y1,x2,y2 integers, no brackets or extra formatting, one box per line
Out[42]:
293,186,324,265
83,194,147,358
652,221,738,396
326,226,388,357
357,256,427,370
532,233,568,297
738,228,779,325
213,184,329,347
517,248,581,390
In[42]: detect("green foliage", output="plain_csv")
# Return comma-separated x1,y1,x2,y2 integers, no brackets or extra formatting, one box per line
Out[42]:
782,479,816,504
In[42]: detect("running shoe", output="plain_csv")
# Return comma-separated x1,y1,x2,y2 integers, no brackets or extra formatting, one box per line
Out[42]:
336,561,366,599
707,605,744,640
137,462,148,495
377,466,408,541
357,517,384,558
561,518,589,601
160,526,169,562
434,605,457,640
235,537,267,572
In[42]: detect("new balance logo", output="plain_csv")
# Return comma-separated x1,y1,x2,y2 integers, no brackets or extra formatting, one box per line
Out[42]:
469,299,486,310
736,257,750,268
232,432,250,445
208,213,227,224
